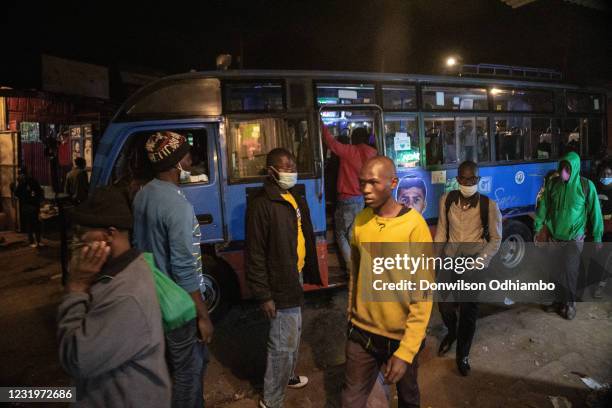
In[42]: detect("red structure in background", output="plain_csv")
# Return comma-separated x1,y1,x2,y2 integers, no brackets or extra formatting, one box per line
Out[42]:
4,91,116,187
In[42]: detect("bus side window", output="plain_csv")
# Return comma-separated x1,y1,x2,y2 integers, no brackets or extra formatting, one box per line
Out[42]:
531,118,558,160
495,117,529,162
384,118,419,168
425,117,456,166
112,128,210,197
227,117,313,181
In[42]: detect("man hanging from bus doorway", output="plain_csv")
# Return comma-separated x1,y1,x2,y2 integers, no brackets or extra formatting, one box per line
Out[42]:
321,124,377,273
246,148,322,408
534,151,603,320
343,156,433,408
434,160,502,376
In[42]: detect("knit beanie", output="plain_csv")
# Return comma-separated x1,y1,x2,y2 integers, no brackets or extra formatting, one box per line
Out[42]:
73,186,133,230
145,131,191,172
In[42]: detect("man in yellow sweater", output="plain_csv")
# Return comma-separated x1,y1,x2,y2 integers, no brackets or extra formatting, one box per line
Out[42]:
342,156,433,408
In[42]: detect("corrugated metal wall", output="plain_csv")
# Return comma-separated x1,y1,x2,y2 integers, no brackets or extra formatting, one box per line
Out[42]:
7,96,76,186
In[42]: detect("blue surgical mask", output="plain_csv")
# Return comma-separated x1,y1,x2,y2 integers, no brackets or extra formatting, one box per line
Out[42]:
600,177,612,186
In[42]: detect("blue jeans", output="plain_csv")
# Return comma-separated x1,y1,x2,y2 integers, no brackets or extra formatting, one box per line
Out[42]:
335,196,364,270
166,319,209,408
263,307,302,408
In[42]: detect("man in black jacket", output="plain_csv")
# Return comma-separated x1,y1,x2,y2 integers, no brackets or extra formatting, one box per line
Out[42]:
246,148,322,408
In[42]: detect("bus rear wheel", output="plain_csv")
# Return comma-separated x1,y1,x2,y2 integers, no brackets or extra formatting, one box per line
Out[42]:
499,220,532,270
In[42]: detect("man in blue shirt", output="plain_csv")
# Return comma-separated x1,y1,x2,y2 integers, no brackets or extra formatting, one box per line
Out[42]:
133,131,213,408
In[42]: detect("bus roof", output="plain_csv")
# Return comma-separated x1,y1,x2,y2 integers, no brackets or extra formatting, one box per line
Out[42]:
114,69,607,123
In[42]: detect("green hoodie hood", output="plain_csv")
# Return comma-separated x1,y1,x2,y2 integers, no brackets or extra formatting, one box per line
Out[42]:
534,151,603,241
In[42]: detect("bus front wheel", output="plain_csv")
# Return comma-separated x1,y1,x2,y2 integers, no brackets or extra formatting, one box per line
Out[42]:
201,254,240,322
499,220,532,270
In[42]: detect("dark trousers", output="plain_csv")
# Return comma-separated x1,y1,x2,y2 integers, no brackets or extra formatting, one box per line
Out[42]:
438,302,479,359
342,329,424,408
550,238,584,303
165,319,209,408
22,205,41,244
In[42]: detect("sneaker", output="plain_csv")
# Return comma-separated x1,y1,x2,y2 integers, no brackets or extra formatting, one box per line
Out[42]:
287,375,309,389
258,400,270,408
29,243,37,248
36,242,46,248
563,303,576,320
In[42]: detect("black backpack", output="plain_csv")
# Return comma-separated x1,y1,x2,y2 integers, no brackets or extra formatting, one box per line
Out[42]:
445,190,490,242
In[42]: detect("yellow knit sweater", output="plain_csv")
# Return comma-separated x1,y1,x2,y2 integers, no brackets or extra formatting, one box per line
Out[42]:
349,207,433,363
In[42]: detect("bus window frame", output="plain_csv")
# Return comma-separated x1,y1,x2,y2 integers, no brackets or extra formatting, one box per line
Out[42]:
225,113,318,185
422,112,495,170
378,81,419,112
489,86,555,114
222,79,287,114
313,80,378,109
420,83,490,113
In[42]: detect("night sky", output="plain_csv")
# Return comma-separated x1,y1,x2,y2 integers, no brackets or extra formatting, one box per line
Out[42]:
3,0,611,89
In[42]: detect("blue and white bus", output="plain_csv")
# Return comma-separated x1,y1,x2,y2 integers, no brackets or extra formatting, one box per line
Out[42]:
91,69,607,317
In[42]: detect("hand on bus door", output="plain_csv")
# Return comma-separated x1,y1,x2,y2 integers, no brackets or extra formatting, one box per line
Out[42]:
261,300,277,319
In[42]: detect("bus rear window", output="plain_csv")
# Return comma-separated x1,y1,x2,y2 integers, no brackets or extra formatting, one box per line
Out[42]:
316,83,375,106
224,81,284,112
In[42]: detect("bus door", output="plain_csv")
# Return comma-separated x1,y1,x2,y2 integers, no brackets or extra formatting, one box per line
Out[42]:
317,104,384,281
100,120,225,243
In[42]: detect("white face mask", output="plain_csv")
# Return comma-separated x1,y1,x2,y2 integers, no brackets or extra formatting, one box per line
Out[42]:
459,184,478,197
271,167,298,190
176,163,191,183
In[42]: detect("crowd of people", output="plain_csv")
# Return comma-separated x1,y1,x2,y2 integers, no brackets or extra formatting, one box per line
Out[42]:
52,127,609,407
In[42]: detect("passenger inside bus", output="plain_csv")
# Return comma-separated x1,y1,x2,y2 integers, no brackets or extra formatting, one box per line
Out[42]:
425,131,443,166
444,132,458,164
536,133,552,159
477,124,490,162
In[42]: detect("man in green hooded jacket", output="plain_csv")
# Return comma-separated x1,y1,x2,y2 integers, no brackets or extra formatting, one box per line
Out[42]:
534,151,603,320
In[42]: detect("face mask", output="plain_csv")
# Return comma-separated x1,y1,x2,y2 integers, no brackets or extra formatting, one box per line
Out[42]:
271,167,298,190
600,177,612,186
176,163,191,183
561,168,570,182
459,184,478,197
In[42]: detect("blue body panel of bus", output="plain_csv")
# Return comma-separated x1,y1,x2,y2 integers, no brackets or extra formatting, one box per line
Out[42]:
93,120,585,246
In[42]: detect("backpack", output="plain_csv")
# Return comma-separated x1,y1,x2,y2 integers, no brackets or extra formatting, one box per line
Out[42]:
445,191,490,242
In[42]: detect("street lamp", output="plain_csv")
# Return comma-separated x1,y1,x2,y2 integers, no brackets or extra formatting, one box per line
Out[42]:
446,57,457,67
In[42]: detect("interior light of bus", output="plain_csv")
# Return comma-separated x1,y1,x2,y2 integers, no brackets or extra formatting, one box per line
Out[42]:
490,88,501,95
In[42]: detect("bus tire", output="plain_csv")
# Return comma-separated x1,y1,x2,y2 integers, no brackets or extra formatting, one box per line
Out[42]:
498,219,532,272
201,254,240,323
